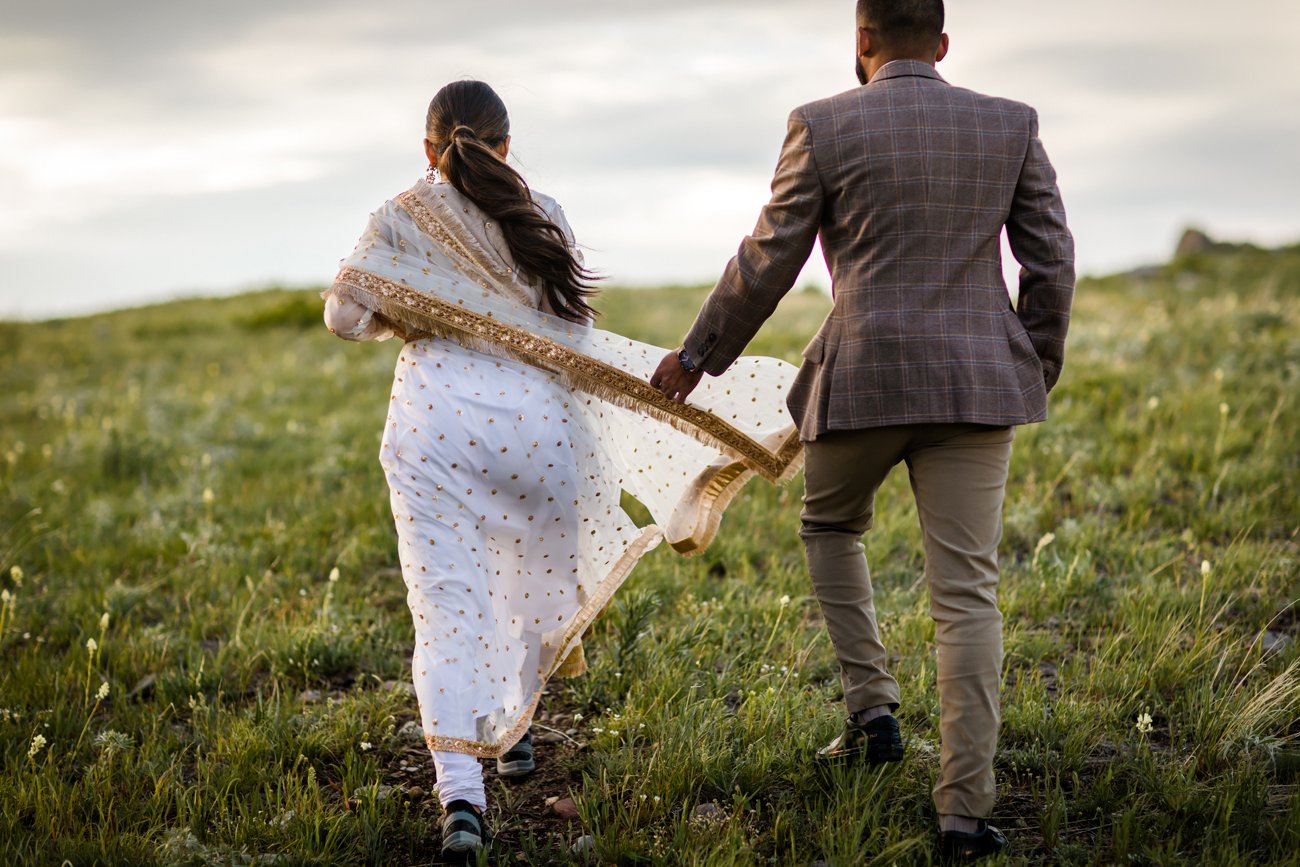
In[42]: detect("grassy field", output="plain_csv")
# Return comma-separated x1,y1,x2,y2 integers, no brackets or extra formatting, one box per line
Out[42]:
1,245,1297,866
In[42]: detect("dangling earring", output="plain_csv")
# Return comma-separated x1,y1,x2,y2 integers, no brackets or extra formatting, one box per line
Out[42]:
426,164,440,184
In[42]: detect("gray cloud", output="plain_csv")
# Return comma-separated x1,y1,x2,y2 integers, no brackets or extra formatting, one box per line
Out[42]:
2,0,1298,317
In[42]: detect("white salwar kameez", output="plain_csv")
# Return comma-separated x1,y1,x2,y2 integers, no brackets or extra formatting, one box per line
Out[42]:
325,178,801,809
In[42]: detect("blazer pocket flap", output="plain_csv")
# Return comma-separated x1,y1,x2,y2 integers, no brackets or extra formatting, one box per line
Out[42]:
802,326,828,362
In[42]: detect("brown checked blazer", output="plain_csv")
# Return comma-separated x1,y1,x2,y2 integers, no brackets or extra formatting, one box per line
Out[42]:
683,61,1075,440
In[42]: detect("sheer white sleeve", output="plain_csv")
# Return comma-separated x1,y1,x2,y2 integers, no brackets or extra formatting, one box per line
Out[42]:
322,208,398,341
323,290,394,341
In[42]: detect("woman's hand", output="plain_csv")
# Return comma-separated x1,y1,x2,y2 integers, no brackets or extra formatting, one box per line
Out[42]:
651,350,704,404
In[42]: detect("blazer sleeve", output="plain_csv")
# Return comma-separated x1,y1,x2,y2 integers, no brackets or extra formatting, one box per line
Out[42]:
683,108,824,376
1006,107,1076,392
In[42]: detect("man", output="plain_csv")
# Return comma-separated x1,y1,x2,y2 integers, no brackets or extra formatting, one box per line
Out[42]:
651,0,1074,860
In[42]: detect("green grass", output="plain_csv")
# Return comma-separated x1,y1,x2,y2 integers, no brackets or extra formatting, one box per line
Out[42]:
0,248,1297,865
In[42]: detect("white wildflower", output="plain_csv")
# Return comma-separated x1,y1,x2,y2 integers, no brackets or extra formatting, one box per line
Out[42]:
28,734,47,758
86,637,97,654
359,741,372,751
202,487,215,505
1219,402,1229,416
1,589,10,604
99,612,110,632
1145,396,1159,411
96,682,110,701
9,565,22,584
328,567,340,583
1136,711,1154,735
778,594,791,606
1201,560,1212,577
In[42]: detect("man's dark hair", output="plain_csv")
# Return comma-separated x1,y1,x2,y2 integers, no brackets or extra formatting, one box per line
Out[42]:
856,0,945,52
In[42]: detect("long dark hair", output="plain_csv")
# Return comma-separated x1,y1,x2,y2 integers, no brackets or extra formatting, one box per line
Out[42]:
426,80,598,322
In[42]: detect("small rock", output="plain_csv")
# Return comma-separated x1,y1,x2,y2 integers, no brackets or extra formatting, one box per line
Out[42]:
534,731,564,746
381,680,416,696
298,689,322,703
404,785,425,800
550,796,580,820
398,720,424,740
374,785,395,801
564,728,578,736
1263,630,1292,653
543,795,560,807
691,802,724,821
570,835,596,858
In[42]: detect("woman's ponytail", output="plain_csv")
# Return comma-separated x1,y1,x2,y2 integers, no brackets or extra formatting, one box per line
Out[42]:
428,82,597,323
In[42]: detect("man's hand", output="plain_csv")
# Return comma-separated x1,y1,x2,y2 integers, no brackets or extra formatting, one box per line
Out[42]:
651,350,705,404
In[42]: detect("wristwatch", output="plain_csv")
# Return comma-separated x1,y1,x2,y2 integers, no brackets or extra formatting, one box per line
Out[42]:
677,348,697,372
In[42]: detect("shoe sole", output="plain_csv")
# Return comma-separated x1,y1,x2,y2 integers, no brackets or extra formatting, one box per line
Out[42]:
815,743,905,764
496,757,536,777
441,830,485,854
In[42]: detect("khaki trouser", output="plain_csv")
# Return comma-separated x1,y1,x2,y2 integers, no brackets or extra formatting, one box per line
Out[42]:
800,423,1014,819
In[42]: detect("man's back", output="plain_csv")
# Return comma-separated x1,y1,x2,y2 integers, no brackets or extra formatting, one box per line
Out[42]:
683,60,1074,439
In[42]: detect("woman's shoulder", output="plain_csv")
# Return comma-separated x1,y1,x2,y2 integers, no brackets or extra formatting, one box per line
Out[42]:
530,188,560,215
529,189,574,241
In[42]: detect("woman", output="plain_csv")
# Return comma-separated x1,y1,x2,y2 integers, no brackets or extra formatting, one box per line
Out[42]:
323,80,802,857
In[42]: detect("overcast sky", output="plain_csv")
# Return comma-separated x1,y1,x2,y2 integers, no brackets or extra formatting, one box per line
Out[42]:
2,0,1298,319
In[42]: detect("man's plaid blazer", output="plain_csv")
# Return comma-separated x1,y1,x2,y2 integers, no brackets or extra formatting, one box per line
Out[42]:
683,60,1076,440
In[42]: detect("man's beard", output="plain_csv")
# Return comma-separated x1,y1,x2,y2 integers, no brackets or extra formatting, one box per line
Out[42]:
855,56,868,85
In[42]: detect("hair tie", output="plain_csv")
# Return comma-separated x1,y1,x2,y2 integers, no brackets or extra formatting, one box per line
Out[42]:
450,124,477,141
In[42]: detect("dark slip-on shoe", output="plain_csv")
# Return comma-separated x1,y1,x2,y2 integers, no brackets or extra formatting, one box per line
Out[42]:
815,713,905,764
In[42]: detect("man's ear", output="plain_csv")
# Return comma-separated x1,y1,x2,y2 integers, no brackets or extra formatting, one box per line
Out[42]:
934,33,950,64
857,26,873,59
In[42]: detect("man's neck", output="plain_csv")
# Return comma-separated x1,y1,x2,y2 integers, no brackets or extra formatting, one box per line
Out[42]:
865,54,935,82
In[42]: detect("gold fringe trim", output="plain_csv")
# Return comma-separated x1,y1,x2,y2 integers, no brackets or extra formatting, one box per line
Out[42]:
330,267,803,483
423,525,663,759
552,640,587,679
666,460,755,556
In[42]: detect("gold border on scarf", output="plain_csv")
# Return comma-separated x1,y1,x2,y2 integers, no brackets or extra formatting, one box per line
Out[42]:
331,267,802,483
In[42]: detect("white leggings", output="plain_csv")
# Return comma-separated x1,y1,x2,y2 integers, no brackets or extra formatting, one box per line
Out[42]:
433,750,486,810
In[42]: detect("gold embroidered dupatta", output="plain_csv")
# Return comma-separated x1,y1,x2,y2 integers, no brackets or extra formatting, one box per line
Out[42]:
329,180,803,553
